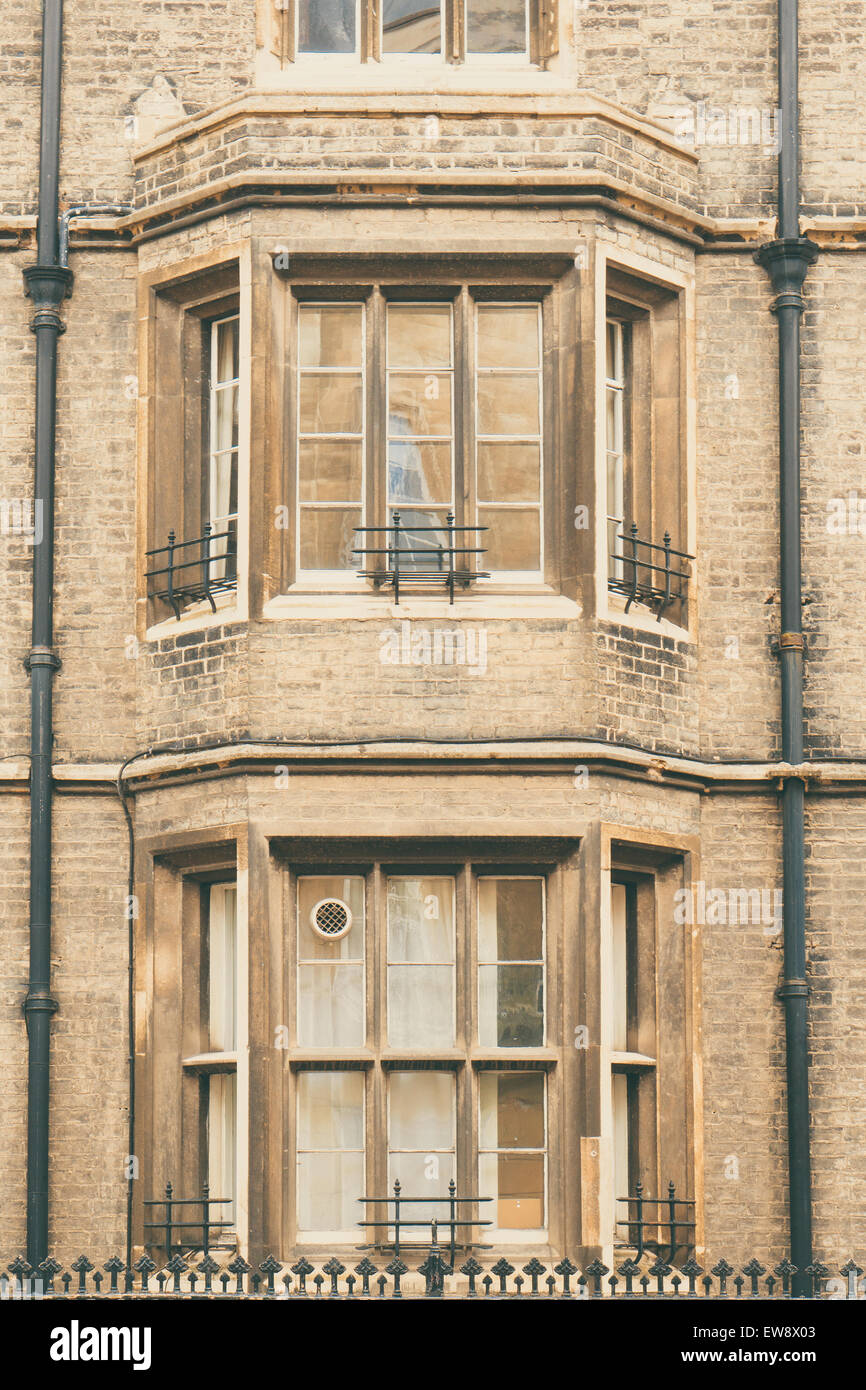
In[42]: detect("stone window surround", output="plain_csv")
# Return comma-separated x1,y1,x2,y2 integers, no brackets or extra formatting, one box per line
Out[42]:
133,820,701,1268
139,238,694,640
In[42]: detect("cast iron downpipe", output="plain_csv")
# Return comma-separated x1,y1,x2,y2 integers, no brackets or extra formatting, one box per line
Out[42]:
21,0,70,1268
756,0,818,1294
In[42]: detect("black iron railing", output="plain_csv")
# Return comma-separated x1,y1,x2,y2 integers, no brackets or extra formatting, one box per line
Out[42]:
145,525,238,620
353,511,488,605
609,522,693,621
3,1245,859,1299
358,1179,493,1267
615,1181,696,1263
143,1183,233,1260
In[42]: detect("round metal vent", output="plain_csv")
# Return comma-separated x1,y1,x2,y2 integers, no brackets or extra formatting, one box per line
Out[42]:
310,898,353,940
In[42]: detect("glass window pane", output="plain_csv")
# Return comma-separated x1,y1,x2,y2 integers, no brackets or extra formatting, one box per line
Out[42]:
298,1071,365,1148
480,1072,544,1147
479,507,540,571
478,878,543,961
479,964,543,1046
488,1154,544,1227
299,373,363,435
388,304,452,368
476,305,539,368
389,1072,453,1148
298,876,365,961
212,386,238,455
208,1073,236,1222
299,440,363,504
389,966,454,1048
387,877,454,961
299,304,363,367
388,507,451,571
611,882,628,1053
606,320,619,380
299,507,362,570
208,885,237,1052
477,373,539,436
389,374,452,436
298,0,358,54
211,450,238,525
388,1152,455,1229
382,0,442,54
215,318,239,383
467,0,527,54
477,442,540,504
298,964,364,1046
388,441,452,507
298,1152,364,1231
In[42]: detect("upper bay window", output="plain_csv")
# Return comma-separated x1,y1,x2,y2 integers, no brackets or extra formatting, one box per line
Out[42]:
282,0,557,62
295,292,544,583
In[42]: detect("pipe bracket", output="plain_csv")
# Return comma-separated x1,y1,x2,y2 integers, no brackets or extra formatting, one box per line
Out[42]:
779,632,805,651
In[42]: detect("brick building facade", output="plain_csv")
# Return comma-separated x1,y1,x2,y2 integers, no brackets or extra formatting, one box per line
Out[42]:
1,1,864,1290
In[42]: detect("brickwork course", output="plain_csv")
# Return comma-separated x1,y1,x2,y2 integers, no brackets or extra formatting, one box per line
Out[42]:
1,0,865,1276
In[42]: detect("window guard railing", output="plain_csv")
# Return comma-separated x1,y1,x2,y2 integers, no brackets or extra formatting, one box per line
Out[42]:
143,1183,233,1260
358,1180,493,1268
608,523,693,621
353,511,489,605
145,525,238,620
615,1181,696,1264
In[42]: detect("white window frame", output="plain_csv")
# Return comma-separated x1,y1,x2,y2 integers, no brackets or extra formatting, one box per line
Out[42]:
296,874,367,1048
295,301,367,584
605,317,626,586
296,1070,367,1243
474,301,544,584
476,874,546,1048
208,315,240,578
205,884,239,1231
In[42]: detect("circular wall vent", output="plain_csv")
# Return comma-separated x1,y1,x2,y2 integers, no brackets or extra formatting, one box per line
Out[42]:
310,898,353,940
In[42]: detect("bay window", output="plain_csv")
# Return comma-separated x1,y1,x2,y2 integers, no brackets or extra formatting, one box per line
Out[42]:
294,291,545,584
289,863,554,1247
278,0,554,61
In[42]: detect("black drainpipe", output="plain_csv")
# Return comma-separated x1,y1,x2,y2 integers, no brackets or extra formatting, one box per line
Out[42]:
756,0,818,1294
21,0,70,1270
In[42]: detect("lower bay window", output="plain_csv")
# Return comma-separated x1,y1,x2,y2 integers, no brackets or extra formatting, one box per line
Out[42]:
290,865,553,1246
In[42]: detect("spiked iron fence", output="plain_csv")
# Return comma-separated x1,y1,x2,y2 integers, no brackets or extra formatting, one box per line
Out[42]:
2,1247,863,1300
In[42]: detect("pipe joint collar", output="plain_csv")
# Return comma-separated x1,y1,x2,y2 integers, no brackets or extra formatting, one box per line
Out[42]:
23,989,59,1016
777,978,810,1000
779,632,805,652
24,647,61,673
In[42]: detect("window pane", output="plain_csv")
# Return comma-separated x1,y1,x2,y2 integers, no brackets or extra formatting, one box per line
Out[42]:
382,0,442,53
479,964,543,1046
613,1072,630,1232
299,507,362,570
298,964,364,1046
299,304,363,367
215,318,239,383
477,373,539,436
298,0,358,54
467,0,527,54
390,1071,453,1148
298,1071,365,1148
388,877,454,958
388,507,452,572
208,1073,236,1224
479,1154,544,1228
388,441,452,507
298,876,365,961
208,885,237,1052
298,1153,364,1231
478,507,540,571
612,882,629,1052
389,965,454,1047
299,373,363,435
211,449,238,522
479,1073,545,1229
478,878,543,961
476,305,539,368
389,374,452,436
388,304,452,368
298,439,363,504
477,442,540,504
297,1071,364,1234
